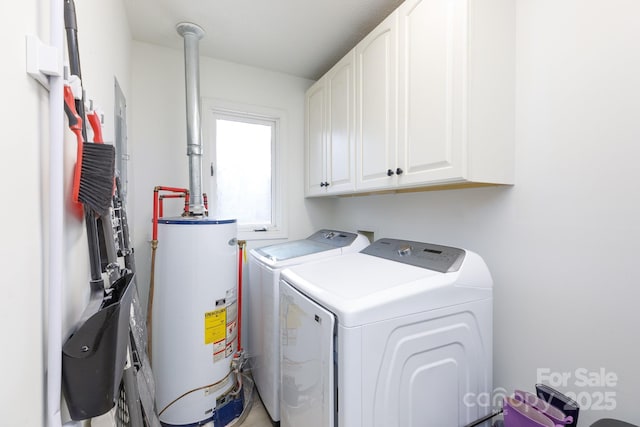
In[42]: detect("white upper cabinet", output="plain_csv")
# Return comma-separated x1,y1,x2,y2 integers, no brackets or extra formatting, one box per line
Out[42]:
306,0,514,197
396,0,466,186
305,50,356,196
355,12,398,191
305,80,326,196
327,51,356,194
396,0,515,188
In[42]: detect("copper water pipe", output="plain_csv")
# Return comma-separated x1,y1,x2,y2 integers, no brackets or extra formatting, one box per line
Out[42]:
148,185,189,364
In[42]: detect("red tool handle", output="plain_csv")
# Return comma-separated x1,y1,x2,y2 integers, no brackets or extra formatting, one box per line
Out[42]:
63,85,83,142
63,85,85,216
87,111,104,143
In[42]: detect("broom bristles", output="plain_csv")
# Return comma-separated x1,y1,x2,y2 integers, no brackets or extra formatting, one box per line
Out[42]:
77,143,115,216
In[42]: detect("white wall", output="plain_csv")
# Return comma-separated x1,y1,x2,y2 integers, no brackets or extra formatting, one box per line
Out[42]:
1,1,47,424
321,0,640,424
0,1,131,425
128,41,332,320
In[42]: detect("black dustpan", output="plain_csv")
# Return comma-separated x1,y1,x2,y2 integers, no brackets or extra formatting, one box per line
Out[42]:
62,272,135,420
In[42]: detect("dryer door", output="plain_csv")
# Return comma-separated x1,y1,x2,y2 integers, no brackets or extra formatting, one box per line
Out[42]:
280,280,336,427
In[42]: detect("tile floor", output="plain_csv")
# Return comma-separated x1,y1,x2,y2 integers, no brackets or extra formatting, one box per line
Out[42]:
235,396,273,427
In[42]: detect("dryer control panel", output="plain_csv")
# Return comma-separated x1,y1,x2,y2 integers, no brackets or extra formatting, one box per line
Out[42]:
361,238,466,273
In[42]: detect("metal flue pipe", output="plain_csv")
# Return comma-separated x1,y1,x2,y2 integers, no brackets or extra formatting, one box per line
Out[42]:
176,22,206,215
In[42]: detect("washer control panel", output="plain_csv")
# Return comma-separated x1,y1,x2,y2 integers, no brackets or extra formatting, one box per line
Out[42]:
307,229,358,248
361,238,466,273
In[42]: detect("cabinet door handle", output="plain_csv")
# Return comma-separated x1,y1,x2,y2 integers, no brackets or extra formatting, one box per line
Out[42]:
320,182,326,187
387,169,395,176
396,168,403,175
325,182,330,187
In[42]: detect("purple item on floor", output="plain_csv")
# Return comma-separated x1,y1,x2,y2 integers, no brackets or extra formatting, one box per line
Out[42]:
535,384,580,427
514,390,574,425
503,397,555,427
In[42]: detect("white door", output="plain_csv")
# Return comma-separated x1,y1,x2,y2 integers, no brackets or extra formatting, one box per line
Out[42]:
326,50,356,194
397,0,467,185
280,281,335,427
305,80,327,196
356,11,398,191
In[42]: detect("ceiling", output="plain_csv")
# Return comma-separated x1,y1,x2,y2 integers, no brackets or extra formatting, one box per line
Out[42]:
124,0,403,81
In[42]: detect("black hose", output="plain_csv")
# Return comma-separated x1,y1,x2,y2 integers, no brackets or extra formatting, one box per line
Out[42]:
63,0,87,143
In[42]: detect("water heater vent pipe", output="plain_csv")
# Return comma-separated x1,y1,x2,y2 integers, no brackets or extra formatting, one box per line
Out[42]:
176,22,205,215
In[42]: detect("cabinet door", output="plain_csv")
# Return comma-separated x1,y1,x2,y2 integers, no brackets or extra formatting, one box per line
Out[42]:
326,51,356,194
356,12,398,191
397,0,467,186
305,80,327,196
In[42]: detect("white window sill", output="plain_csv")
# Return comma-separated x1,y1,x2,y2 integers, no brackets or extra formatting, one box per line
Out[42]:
238,227,288,241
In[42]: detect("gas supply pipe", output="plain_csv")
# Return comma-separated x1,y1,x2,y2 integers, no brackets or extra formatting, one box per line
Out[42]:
231,239,247,397
236,240,246,354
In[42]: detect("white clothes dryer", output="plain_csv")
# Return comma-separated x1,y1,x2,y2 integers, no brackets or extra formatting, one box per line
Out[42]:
279,238,493,427
247,229,369,422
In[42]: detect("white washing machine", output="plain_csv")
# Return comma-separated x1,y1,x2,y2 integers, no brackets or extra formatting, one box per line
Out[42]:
248,229,370,422
279,238,493,427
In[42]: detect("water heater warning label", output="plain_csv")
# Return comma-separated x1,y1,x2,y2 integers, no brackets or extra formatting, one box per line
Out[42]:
204,308,226,345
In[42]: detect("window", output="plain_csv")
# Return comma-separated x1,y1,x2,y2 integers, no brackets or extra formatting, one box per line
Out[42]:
204,99,286,240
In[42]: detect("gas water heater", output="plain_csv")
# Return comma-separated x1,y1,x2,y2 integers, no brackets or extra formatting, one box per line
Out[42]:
151,22,243,426
152,218,240,425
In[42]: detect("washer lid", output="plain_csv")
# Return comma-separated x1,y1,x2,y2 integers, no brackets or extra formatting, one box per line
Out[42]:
255,239,334,262
254,229,361,262
281,248,492,327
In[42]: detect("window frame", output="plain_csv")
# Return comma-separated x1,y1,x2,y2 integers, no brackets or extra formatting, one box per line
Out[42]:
203,98,287,241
